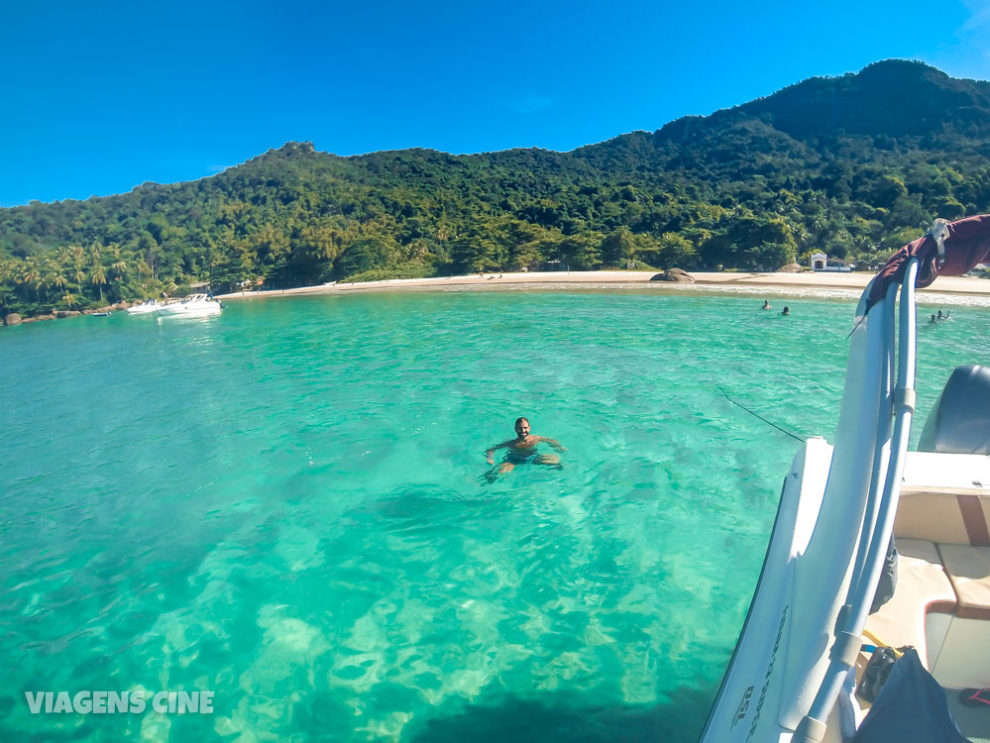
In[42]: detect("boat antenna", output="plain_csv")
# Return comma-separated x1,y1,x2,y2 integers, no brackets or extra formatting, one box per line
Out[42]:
717,386,805,442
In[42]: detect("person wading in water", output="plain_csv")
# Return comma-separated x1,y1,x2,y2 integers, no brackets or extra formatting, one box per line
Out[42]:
484,417,565,482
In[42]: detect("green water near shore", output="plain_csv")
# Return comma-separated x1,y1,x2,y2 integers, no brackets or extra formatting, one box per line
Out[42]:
1,290,986,741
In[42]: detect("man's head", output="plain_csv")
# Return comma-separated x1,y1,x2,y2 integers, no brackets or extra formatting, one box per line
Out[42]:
514,417,530,436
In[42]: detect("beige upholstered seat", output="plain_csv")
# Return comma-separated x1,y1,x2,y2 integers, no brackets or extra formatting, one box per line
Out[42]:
863,539,956,660
938,544,990,620
895,487,990,546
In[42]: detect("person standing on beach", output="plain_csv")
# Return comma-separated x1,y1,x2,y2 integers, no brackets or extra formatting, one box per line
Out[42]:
485,417,565,481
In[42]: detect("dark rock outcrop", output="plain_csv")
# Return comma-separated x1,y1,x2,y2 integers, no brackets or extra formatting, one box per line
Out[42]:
651,268,695,283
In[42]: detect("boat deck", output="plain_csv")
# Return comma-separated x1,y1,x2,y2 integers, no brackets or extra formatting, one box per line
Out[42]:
856,478,990,740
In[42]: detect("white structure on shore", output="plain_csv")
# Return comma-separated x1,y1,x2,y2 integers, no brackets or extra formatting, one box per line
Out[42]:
811,251,853,272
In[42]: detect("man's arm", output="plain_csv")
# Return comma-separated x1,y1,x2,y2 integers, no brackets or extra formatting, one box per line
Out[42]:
486,439,513,464
536,436,566,451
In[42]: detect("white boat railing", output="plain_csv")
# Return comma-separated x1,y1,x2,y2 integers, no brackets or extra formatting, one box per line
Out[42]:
794,258,920,742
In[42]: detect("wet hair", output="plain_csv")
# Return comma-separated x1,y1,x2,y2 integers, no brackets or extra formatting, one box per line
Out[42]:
515,417,529,428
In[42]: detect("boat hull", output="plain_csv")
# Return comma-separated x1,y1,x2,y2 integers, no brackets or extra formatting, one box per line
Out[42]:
156,294,222,317
158,304,221,316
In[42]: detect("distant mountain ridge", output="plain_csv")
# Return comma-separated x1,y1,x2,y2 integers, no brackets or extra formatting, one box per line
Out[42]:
736,60,990,139
574,60,990,172
3,59,990,318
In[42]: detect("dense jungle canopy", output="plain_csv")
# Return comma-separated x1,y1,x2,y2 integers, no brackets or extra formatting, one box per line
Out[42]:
3,60,990,317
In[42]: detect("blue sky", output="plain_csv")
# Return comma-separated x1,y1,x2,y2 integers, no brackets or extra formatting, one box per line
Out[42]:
3,0,990,207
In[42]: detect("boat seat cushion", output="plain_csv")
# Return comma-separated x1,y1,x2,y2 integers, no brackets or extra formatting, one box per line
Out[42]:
937,544,990,620
863,539,957,664
895,488,990,546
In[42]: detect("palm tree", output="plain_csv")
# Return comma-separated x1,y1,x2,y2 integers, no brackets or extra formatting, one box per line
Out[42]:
89,243,108,303
436,225,450,261
105,243,127,302
53,267,68,292
19,258,41,303
43,257,67,304
70,245,87,296
91,261,107,303
0,257,14,315
111,259,127,280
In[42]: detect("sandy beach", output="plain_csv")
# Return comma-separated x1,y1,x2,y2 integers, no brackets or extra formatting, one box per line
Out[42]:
217,269,990,301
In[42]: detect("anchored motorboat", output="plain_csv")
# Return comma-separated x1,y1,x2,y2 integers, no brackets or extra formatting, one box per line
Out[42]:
157,293,222,317
126,299,164,315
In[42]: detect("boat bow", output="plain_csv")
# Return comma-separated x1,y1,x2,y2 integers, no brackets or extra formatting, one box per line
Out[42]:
700,215,990,743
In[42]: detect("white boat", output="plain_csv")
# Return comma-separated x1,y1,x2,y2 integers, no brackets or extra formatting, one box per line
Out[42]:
701,215,990,743
157,293,222,317
126,299,164,315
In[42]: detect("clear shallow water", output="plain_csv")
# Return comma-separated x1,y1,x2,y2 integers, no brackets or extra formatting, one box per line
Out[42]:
1,290,986,742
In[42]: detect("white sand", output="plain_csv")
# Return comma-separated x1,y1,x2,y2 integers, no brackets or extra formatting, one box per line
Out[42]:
217,270,990,301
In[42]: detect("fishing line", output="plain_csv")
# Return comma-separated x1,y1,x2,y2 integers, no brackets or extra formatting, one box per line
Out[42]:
717,386,805,442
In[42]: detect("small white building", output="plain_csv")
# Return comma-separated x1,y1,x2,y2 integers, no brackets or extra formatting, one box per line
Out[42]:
811,252,827,270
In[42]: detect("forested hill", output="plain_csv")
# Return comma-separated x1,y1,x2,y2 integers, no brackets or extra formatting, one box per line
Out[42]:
4,59,990,317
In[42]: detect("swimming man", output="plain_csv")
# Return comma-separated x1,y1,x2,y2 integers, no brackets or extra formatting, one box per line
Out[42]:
485,417,565,480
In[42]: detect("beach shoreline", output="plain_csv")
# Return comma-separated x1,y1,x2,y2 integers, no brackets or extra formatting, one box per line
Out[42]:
216,269,990,301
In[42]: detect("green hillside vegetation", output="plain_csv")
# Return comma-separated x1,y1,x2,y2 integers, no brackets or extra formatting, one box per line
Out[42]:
4,60,990,318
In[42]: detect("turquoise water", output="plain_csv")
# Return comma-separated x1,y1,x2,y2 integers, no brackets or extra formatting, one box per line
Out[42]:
2,289,987,742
